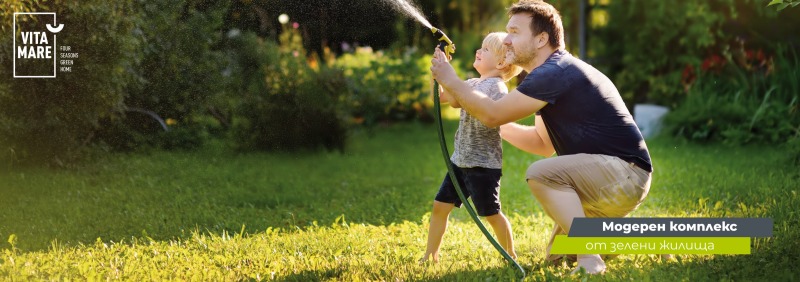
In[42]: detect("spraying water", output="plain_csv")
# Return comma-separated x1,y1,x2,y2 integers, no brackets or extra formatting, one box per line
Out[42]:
384,0,432,28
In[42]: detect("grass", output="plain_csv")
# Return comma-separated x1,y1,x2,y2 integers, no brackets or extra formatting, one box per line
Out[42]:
0,121,798,281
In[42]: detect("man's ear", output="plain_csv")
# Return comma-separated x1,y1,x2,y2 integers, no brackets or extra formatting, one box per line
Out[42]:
536,32,549,49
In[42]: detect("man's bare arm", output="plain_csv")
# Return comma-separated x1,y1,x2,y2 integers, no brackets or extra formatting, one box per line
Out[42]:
499,115,555,157
439,85,547,128
431,48,545,127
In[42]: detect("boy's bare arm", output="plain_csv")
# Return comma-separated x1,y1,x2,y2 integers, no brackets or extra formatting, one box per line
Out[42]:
431,48,546,128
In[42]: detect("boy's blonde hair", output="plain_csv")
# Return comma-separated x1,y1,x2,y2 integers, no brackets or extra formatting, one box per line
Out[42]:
482,32,524,81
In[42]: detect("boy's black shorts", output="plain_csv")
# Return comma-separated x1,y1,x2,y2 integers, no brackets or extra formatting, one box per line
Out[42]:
435,162,502,216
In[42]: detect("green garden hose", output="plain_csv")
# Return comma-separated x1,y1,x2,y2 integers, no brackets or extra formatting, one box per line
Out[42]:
431,29,525,279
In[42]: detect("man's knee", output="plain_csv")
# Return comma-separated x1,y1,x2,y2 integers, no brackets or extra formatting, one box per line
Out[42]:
526,159,576,194
526,160,548,183
526,158,564,186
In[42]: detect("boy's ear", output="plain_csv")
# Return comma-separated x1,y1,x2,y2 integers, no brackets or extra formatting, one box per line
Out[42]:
496,60,510,70
497,52,512,69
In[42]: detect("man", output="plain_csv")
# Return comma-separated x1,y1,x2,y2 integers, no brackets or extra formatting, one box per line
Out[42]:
430,0,652,275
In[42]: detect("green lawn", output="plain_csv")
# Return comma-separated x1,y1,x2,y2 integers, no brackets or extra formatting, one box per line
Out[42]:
1,122,798,281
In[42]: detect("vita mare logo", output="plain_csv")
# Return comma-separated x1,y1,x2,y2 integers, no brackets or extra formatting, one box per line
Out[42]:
18,31,52,59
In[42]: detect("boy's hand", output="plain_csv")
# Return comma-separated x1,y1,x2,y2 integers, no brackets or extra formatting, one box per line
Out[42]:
431,49,459,86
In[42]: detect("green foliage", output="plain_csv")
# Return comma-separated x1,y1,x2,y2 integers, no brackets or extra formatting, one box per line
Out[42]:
593,0,799,109
0,0,139,166
95,0,230,151
331,48,440,126
0,124,798,280
665,45,799,148
158,123,209,150
228,23,447,152
594,0,739,107
787,134,800,165
229,30,347,152
593,0,798,163
768,0,800,10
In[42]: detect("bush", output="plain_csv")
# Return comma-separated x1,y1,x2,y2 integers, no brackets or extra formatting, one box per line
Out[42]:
0,1,139,166
593,0,738,107
229,30,347,152
665,44,799,148
94,0,230,151
331,47,451,126
593,0,800,109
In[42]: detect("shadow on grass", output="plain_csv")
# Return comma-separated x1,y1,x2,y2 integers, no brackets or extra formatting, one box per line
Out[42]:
596,238,799,281
272,264,525,282
276,265,528,282
276,266,348,282
425,267,528,282
269,248,799,281
0,123,448,252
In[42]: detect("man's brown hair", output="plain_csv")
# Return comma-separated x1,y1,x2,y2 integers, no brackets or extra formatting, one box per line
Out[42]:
508,0,565,49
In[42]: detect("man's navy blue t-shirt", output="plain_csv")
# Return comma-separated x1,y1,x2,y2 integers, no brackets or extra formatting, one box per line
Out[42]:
516,49,652,172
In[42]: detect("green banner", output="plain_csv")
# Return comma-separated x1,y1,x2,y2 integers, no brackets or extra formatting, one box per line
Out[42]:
550,235,750,254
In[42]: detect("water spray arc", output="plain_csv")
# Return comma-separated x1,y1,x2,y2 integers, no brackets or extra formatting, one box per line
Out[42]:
429,27,526,280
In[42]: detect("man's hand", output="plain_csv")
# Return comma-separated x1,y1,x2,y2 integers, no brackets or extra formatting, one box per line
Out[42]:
430,48,459,87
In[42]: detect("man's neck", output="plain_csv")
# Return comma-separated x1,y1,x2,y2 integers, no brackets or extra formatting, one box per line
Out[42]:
524,48,559,73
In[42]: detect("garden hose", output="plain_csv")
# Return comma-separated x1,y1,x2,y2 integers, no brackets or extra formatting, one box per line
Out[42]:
431,27,526,280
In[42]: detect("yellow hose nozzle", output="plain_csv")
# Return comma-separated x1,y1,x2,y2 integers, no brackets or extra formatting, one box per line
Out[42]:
430,27,455,57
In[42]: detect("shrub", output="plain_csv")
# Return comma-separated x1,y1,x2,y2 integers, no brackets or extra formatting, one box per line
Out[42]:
593,0,738,107
331,47,456,126
0,0,139,166
665,44,799,148
593,0,800,109
230,30,347,152
94,0,230,151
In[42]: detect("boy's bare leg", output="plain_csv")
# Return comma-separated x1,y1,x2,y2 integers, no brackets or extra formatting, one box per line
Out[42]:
485,212,517,259
421,201,455,263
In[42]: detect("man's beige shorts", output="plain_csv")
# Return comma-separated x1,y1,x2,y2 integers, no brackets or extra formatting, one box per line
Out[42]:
526,153,651,218
525,154,652,258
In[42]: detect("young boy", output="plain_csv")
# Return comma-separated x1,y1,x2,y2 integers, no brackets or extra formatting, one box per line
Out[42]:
421,32,523,263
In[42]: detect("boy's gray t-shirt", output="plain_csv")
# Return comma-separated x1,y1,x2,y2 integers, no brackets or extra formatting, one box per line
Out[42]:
451,77,506,169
